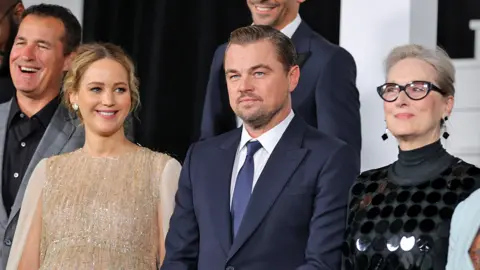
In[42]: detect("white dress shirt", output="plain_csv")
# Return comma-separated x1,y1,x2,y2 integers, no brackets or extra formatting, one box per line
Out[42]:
230,110,295,206
235,14,302,128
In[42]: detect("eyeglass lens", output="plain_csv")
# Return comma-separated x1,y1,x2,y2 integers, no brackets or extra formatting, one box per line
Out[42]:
381,82,430,101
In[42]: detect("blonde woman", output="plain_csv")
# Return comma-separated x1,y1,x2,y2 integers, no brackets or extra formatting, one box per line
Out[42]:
7,43,181,269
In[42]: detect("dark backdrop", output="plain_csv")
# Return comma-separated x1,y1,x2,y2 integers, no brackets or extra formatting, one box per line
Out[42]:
82,0,478,161
438,0,480,58
82,0,340,161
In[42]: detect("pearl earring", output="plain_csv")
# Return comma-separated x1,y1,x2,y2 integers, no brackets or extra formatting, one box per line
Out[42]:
72,103,79,111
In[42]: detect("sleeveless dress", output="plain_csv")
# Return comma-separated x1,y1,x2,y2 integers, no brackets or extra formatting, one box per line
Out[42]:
8,147,181,270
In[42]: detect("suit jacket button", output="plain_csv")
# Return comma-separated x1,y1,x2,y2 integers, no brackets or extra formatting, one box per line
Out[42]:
4,239,11,246
225,266,234,270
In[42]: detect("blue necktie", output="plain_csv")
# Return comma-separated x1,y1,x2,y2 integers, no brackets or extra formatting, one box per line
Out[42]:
231,140,262,237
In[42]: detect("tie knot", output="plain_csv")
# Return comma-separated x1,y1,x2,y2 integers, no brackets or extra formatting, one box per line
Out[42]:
246,141,262,157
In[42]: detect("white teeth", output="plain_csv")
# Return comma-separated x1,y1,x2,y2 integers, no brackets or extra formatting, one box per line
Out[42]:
99,111,115,116
256,6,273,11
20,66,39,72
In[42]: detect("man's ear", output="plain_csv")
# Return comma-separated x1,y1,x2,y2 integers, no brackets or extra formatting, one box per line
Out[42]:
12,3,24,23
287,65,300,93
63,52,76,72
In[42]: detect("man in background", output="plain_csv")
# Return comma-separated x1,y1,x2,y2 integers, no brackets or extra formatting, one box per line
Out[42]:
200,0,362,164
0,0,24,103
0,4,84,268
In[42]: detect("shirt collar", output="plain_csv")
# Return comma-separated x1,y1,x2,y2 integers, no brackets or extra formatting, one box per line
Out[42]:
251,14,302,39
238,110,295,154
8,95,60,128
280,14,302,39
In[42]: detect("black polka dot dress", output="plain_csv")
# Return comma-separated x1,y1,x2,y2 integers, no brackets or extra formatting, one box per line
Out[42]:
342,142,480,270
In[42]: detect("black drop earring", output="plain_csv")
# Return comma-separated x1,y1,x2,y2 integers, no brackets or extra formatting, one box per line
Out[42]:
382,127,389,141
442,116,450,139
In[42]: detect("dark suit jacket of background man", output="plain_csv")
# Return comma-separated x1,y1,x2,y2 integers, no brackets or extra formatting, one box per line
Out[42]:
162,115,359,270
200,21,362,161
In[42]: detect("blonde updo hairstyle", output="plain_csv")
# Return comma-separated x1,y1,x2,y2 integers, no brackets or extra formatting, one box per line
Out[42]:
63,42,140,119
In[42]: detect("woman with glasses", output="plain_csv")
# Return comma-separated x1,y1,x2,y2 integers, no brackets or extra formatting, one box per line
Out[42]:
342,44,480,270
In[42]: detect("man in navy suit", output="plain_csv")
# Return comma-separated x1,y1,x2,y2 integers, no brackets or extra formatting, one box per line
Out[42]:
200,0,362,160
162,25,359,270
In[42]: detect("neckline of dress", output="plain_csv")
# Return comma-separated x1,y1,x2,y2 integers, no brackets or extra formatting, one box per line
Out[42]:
78,146,143,160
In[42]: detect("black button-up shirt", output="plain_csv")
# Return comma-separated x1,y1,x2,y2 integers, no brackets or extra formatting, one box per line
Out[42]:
2,96,59,216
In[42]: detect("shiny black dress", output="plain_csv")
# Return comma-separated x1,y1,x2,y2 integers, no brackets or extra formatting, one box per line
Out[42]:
342,141,480,270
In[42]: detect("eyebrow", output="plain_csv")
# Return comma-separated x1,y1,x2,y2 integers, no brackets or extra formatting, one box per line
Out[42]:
87,82,128,87
225,64,273,75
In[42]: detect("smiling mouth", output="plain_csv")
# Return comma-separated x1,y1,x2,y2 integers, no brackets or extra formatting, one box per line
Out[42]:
19,65,40,74
255,5,277,12
96,110,118,116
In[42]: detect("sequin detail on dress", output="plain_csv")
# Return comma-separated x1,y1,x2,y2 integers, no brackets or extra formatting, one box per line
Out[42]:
342,162,480,270
40,147,170,269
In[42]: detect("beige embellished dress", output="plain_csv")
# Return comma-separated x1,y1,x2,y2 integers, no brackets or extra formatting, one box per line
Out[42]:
6,147,181,270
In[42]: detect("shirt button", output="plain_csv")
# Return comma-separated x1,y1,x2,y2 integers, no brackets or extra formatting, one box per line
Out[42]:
20,142,26,147
3,239,11,246
13,173,19,178
19,113,24,118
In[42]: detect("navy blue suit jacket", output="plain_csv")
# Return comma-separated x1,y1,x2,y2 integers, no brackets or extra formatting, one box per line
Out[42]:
200,21,362,159
162,116,359,270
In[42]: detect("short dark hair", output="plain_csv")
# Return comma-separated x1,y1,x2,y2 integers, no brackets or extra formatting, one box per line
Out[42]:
226,25,297,72
22,4,81,55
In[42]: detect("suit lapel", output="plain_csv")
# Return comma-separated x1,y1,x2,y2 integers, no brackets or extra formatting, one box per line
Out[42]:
207,129,241,254
0,101,11,226
8,106,76,223
292,21,313,68
227,117,308,259
296,52,311,68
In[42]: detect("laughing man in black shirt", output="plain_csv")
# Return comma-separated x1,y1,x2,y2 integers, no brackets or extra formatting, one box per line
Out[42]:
0,4,84,268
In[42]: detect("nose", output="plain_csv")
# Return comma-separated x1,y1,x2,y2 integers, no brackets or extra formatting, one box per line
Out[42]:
101,91,115,106
395,90,409,107
238,76,254,93
20,44,36,61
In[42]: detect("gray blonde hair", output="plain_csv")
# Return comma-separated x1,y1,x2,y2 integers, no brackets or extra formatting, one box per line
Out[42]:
385,44,455,96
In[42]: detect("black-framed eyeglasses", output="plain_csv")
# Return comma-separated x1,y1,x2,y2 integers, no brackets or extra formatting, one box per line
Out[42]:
0,1,19,25
377,80,443,102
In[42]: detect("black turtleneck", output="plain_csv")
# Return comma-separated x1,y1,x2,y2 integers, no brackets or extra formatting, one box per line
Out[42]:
388,139,457,186
388,140,456,186
343,139,480,270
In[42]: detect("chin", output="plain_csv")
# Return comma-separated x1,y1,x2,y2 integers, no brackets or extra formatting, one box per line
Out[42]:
392,131,419,140
16,87,40,96
238,111,259,122
13,81,38,91
253,17,276,26
92,125,124,137
97,130,122,138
